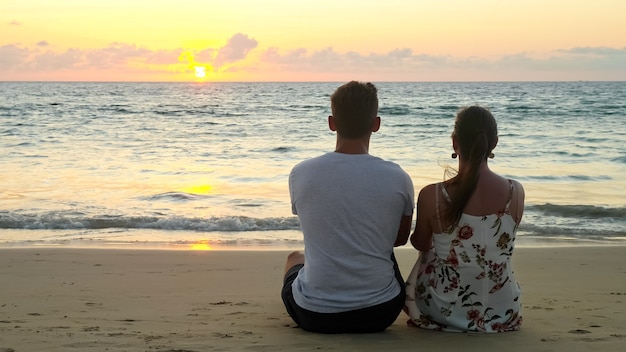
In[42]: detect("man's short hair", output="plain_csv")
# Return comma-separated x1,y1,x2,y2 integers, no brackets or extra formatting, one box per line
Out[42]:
330,81,378,139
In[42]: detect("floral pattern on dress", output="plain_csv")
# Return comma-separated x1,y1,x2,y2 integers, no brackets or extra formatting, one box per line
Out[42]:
404,182,522,333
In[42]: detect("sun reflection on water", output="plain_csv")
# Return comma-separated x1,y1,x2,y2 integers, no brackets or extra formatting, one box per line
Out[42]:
190,240,213,251
181,184,213,195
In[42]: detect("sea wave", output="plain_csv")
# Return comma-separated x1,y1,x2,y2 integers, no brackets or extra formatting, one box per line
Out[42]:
0,212,301,232
611,155,626,163
518,223,626,240
379,105,412,115
505,105,542,111
527,204,626,220
520,175,613,181
138,192,209,201
2,205,625,238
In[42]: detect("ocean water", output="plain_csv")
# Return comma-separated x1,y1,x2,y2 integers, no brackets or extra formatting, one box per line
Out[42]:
1,81,625,249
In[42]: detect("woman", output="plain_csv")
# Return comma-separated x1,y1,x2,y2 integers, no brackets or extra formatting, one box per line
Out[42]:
405,105,525,332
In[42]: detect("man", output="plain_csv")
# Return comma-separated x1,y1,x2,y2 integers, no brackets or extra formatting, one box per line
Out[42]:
281,81,415,333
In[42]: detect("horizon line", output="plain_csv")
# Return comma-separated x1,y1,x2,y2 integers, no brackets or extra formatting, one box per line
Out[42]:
2,80,624,84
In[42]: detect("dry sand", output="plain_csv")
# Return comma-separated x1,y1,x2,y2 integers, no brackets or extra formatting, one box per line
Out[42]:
1,245,625,351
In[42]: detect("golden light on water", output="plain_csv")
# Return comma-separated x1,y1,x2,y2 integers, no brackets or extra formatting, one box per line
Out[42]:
181,184,213,194
190,240,213,251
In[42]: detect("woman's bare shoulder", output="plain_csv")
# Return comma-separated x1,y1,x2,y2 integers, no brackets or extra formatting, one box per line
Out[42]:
418,183,439,199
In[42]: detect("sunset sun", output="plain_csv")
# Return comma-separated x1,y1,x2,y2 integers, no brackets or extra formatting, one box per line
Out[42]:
194,66,207,79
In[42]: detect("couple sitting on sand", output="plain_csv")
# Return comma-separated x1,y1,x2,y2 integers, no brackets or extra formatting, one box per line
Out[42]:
281,81,525,334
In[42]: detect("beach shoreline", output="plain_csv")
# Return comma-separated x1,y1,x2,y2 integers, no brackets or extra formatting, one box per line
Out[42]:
1,246,625,351
2,227,623,251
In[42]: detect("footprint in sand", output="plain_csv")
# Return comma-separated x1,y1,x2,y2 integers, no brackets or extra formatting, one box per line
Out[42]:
209,301,231,305
568,329,591,334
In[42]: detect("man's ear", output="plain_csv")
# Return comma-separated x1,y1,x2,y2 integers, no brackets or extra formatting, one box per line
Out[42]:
372,116,381,132
328,115,337,131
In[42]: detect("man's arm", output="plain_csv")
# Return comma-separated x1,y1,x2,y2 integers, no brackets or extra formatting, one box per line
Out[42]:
394,214,413,247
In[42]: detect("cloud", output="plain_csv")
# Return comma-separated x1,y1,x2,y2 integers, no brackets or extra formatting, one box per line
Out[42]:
0,42,174,75
552,47,626,70
9,20,22,26
174,33,259,74
260,46,448,73
144,49,184,65
262,47,307,63
83,42,151,68
258,45,626,80
0,33,624,81
213,33,258,68
195,48,217,63
31,48,84,70
0,44,31,68
558,46,626,56
494,47,626,72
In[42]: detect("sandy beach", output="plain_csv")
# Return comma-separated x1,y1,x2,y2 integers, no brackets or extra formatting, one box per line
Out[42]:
0,245,624,352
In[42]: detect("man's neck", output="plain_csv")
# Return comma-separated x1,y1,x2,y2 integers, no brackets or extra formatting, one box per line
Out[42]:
334,137,370,154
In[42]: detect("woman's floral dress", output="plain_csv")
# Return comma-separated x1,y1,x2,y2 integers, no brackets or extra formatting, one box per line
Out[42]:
405,180,522,332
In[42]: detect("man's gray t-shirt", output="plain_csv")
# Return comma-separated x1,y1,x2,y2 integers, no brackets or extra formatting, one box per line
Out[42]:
289,152,414,313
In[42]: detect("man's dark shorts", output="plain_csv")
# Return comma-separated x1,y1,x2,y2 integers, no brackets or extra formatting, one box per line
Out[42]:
281,255,405,334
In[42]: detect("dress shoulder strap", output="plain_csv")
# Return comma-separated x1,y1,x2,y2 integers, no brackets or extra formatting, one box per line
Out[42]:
441,183,452,203
504,179,514,212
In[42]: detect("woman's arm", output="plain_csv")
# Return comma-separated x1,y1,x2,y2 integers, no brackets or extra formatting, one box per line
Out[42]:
394,214,414,247
511,180,526,224
410,185,436,251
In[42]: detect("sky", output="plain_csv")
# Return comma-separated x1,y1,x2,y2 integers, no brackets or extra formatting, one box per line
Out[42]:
1,0,625,82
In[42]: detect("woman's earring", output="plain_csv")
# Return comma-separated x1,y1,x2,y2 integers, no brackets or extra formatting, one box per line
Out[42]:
451,153,458,159
488,152,495,159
